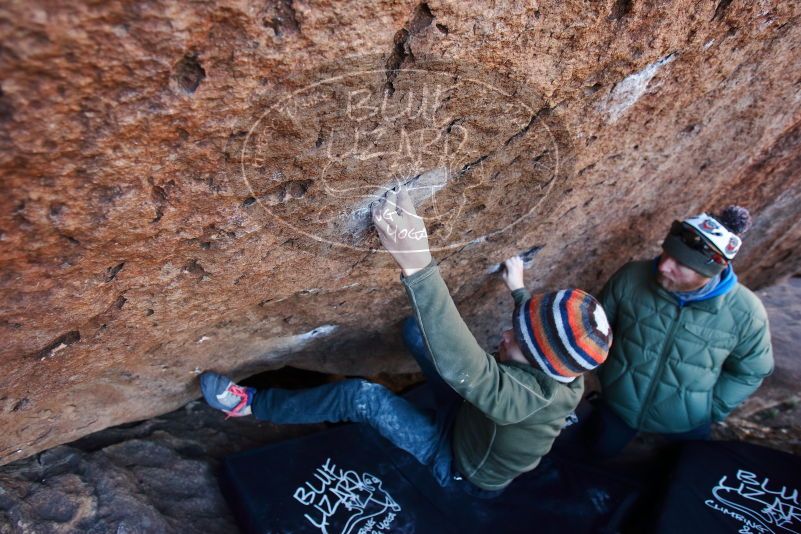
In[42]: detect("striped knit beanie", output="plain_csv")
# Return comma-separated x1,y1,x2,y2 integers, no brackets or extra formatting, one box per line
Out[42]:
512,289,612,382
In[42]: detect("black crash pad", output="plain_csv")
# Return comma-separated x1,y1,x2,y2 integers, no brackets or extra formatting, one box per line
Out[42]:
218,421,644,534
652,440,801,534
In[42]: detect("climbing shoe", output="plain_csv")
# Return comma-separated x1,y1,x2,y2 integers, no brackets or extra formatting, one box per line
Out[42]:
200,371,255,418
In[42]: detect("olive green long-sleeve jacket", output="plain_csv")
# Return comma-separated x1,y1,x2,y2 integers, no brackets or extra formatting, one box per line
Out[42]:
401,259,583,491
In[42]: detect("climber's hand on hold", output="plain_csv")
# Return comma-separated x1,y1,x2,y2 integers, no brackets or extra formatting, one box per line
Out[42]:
371,183,432,278
501,256,525,291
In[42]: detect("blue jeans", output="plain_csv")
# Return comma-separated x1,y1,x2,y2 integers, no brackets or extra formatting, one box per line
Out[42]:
250,316,502,498
583,401,712,458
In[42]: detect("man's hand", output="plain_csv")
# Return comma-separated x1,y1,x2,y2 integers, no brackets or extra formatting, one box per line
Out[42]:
371,183,432,277
501,256,525,291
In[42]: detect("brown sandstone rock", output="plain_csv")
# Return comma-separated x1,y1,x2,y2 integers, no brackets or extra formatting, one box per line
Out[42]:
0,1,800,464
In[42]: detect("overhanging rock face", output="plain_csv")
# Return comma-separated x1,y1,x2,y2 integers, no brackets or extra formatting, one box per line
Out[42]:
1,1,800,463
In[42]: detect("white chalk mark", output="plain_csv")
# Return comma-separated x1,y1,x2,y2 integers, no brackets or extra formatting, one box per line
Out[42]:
299,324,338,341
344,167,452,238
599,53,676,123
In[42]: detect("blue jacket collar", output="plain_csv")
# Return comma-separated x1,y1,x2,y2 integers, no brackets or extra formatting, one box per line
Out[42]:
652,256,737,308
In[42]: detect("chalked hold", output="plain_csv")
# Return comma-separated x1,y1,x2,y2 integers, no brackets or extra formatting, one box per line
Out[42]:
218,419,646,533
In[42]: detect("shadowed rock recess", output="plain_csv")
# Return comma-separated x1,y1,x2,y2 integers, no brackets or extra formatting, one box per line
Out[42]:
0,1,799,464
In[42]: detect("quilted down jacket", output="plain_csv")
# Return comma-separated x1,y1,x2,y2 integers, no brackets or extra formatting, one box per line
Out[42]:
597,259,773,433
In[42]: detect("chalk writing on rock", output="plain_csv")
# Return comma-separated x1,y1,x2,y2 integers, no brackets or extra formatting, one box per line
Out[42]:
240,56,564,254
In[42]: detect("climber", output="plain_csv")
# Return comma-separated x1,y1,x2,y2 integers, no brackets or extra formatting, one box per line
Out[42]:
584,206,774,457
200,183,612,497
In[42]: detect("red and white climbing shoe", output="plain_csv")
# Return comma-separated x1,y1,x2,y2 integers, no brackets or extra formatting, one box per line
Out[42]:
200,372,255,418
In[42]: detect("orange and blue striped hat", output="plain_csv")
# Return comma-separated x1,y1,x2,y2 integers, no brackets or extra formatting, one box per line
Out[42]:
512,289,612,382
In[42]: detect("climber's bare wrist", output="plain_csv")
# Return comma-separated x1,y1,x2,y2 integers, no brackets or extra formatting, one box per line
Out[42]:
402,267,423,277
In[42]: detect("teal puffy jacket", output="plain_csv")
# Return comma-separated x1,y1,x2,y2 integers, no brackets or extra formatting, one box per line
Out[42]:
597,259,774,433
